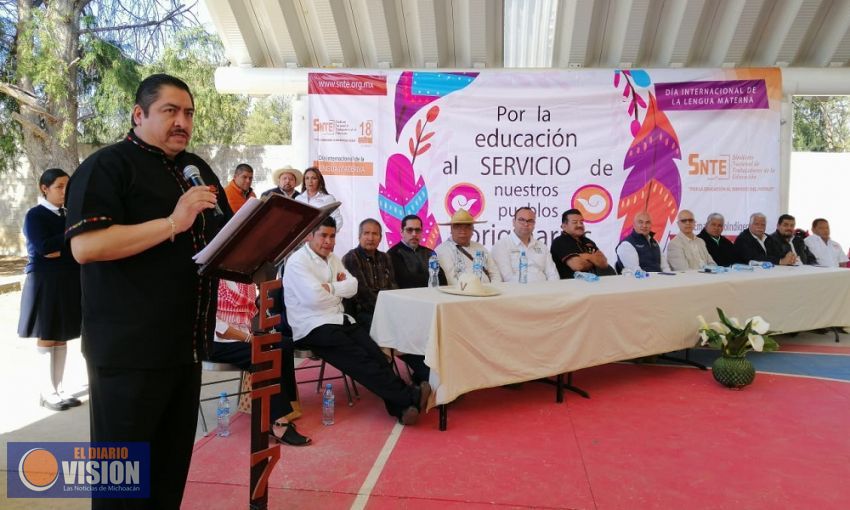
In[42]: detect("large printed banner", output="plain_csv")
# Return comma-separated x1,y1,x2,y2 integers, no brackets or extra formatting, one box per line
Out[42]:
309,69,781,258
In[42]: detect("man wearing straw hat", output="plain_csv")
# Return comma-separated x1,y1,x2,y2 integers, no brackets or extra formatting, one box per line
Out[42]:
435,209,502,284
261,165,303,200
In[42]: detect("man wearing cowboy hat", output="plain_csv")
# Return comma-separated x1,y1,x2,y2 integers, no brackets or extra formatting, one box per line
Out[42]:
435,209,502,284
262,165,303,200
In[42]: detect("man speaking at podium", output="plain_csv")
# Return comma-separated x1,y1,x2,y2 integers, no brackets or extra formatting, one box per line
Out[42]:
65,74,231,509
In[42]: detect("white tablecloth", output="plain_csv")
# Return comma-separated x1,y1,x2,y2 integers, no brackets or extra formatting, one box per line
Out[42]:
370,266,850,408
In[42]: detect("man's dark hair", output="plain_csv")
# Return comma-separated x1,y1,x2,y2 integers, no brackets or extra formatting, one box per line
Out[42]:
401,214,422,231
359,218,382,235
777,213,795,225
514,206,534,218
235,163,253,176
561,208,582,223
312,215,337,233
812,218,828,229
132,74,193,127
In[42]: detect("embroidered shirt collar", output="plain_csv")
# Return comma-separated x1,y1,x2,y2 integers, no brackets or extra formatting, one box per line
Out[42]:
126,129,183,159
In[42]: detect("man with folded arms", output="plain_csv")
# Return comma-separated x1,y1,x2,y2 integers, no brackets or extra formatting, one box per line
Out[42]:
768,214,817,266
734,213,795,265
697,213,737,267
615,211,670,273
550,208,614,279
492,207,559,282
665,209,715,270
435,209,502,284
804,218,848,268
284,216,429,425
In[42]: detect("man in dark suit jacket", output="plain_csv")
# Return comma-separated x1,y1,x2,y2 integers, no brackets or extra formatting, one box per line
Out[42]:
768,214,817,265
734,213,796,265
697,213,737,267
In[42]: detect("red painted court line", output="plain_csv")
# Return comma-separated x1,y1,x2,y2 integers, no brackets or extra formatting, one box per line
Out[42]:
187,364,400,501
372,383,596,509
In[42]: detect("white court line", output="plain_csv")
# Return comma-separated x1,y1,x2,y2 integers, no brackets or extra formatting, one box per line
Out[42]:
350,421,405,510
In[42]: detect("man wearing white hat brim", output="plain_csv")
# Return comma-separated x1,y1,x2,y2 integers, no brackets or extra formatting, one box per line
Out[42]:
435,209,502,285
261,165,303,199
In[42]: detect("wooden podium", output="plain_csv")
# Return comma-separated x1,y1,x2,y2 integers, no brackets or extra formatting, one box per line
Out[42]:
195,194,338,510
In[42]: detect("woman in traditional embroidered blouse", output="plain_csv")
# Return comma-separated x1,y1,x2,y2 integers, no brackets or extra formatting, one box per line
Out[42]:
294,167,343,232
211,279,311,446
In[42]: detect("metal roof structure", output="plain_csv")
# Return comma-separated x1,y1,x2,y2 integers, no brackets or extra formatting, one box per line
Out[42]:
203,0,850,95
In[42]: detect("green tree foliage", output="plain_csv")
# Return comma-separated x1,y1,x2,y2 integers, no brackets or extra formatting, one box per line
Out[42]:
243,96,292,145
146,27,249,146
1,0,196,176
793,96,850,152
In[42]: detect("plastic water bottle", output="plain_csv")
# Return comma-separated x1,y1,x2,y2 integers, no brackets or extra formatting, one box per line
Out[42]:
731,263,755,272
453,248,465,281
428,254,440,288
624,268,650,279
216,392,231,437
322,383,335,426
574,271,600,282
473,250,484,280
749,260,774,269
518,250,528,284
701,264,728,273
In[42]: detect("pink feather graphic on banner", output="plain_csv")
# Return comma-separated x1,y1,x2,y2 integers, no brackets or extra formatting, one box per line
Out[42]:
380,106,443,249
379,154,441,249
393,71,478,141
613,70,682,241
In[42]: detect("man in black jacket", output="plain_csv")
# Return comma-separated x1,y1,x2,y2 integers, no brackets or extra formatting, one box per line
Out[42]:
734,213,795,265
768,214,817,266
697,213,737,267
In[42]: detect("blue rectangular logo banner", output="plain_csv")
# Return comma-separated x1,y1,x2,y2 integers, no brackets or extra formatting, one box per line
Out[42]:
7,442,150,498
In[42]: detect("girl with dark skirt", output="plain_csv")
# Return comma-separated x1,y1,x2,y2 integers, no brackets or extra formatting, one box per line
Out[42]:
18,168,82,411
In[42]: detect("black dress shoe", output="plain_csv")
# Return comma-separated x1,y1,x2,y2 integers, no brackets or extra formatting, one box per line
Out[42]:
40,395,69,411
60,395,82,408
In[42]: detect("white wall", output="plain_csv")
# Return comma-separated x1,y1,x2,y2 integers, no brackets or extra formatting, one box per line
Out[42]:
789,152,850,250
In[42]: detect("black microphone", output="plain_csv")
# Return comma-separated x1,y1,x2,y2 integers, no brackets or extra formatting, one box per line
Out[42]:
182,165,223,217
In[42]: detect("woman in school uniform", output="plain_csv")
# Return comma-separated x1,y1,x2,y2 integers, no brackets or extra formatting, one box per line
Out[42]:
18,168,82,411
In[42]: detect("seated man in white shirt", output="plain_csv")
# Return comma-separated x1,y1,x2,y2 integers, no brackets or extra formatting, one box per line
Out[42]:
665,209,715,270
615,211,670,273
283,216,429,425
491,207,559,282
804,218,848,268
435,209,502,284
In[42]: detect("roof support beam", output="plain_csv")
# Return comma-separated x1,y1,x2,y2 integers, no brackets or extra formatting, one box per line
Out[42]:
484,0,504,68
688,0,746,66
586,0,633,67
639,0,688,67
552,0,579,68
793,0,850,67
329,0,377,67
743,0,804,66
434,0,472,67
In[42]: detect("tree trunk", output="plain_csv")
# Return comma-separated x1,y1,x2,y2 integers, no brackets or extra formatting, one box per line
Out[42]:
15,0,83,181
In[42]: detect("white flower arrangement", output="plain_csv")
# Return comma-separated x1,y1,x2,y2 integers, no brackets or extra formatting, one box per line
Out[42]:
697,308,779,356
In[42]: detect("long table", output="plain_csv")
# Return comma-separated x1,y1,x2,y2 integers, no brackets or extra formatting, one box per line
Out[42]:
370,266,850,423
